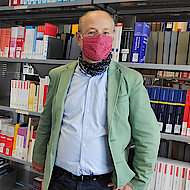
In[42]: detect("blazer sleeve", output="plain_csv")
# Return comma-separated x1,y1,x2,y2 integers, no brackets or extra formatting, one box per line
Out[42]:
128,73,160,190
32,71,55,164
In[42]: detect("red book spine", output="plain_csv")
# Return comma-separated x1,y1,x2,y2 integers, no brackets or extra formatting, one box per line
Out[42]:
181,90,190,136
0,29,6,58
4,28,11,58
11,0,20,6
43,85,49,107
44,23,58,38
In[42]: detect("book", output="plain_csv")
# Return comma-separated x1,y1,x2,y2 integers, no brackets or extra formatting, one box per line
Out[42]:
150,31,158,64
5,125,15,156
21,26,35,59
156,31,164,64
169,31,178,65
154,162,163,190
71,24,79,35
3,28,11,58
181,90,190,136
157,88,170,132
15,27,25,58
38,77,46,113
12,123,20,157
150,87,161,119
69,36,81,60
0,29,5,58
174,90,186,135
43,85,49,107
162,31,171,64
131,22,151,63
119,30,134,62
176,32,190,65
28,83,35,111
112,23,123,62
165,89,178,133
9,27,19,58
11,0,20,6
33,84,39,112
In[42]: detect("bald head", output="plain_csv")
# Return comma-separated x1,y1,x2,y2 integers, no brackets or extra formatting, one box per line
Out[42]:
78,10,115,33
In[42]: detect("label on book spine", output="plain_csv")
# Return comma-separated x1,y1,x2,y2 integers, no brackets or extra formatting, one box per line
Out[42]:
165,124,172,133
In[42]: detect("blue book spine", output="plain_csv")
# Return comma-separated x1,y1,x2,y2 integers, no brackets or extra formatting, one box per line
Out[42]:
131,36,141,63
145,86,152,99
157,88,170,132
33,27,38,58
174,90,187,134
150,87,161,119
165,89,178,133
131,22,150,63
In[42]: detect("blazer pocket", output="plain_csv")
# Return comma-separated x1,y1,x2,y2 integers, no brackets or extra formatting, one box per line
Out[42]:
117,94,129,103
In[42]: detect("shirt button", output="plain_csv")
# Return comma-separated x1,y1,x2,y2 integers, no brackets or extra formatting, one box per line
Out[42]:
83,144,86,146
89,93,92,96
87,109,89,112
85,126,88,129
82,161,85,164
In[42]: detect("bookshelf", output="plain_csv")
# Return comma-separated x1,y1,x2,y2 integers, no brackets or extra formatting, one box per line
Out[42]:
0,153,32,166
0,58,74,65
161,133,190,144
0,1,190,189
0,105,41,117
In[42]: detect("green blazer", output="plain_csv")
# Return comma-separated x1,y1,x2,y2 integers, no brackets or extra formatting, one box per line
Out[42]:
33,60,160,190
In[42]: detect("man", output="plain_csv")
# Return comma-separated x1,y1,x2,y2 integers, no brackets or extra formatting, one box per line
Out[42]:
32,10,160,190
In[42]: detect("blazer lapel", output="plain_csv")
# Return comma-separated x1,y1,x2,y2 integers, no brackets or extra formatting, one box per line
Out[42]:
54,61,78,113
107,61,121,132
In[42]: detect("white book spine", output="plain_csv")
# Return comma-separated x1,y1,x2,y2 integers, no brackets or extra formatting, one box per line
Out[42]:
185,169,190,190
10,80,14,108
167,164,174,190
155,162,163,190
173,166,181,190
13,80,18,109
149,162,158,190
16,80,21,109
181,122,187,136
115,24,123,62
42,35,49,59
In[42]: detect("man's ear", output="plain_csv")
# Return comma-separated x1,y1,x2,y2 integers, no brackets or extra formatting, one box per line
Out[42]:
75,32,82,47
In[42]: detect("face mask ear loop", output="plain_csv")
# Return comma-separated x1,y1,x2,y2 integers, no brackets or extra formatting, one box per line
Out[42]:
79,33,83,40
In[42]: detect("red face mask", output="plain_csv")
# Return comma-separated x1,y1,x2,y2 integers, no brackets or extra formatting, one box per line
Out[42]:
81,34,113,62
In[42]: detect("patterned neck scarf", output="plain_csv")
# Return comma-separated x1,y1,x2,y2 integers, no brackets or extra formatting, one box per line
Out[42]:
78,53,112,77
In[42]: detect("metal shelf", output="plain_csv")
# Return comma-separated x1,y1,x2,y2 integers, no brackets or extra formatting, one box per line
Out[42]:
0,154,32,166
0,58,75,65
94,0,143,3
161,133,190,143
122,62,190,72
0,0,92,11
0,105,41,117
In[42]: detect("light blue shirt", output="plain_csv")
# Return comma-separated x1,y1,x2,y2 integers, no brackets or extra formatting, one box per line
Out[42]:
55,65,114,176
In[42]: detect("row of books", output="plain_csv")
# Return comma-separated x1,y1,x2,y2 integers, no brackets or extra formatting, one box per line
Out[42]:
149,22,190,32
0,24,81,60
10,77,49,113
146,86,187,135
0,117,39,162
157,71,190,79
159,140,190,163
10,0,73,6
146,157,190,190
119,22,190,65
